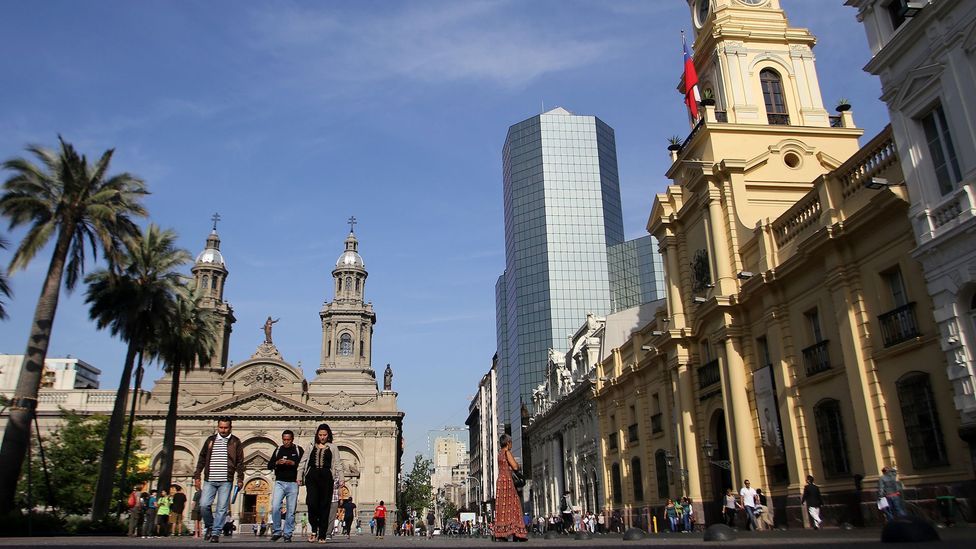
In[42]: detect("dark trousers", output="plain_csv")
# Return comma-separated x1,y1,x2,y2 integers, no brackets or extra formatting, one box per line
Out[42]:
305,468,334,537
375,517,386,536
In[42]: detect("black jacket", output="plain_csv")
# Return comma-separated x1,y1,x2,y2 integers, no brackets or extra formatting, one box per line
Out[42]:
801,483,823,507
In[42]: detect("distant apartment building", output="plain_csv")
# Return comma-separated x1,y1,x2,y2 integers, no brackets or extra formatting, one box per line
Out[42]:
0,354,101,390
466,360,499,511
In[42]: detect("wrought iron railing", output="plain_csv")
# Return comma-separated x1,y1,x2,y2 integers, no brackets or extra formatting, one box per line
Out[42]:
829,115,842,128
879,302,920,347
698,359,720,390
715,110,728,122
802,340,831,376
767,113,790,125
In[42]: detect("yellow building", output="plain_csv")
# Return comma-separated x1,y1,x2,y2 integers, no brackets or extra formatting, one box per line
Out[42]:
595,0,974,529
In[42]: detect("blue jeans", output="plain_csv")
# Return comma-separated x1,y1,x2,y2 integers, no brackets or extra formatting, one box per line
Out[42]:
200,480,233,535
271,481,299,536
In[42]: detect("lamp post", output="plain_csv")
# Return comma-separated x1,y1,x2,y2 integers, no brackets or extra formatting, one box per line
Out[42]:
701,439,731,470
664,450,689,496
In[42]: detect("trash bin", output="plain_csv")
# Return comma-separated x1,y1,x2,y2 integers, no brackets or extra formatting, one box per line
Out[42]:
936,495,956,526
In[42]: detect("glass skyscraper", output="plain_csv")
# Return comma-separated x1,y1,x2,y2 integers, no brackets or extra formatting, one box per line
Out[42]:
500,107,624,457
608,235,666,313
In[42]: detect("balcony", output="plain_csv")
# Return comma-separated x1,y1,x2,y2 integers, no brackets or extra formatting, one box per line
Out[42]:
627,423,639,443
608,432,619,451
651,413,663,434
698,359,720,390
767,113,790,125
878,302,920,347
802,340,831,376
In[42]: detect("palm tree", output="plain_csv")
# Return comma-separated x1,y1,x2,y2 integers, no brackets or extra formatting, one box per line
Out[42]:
154,287,220,494
0,137,147,514
0,236,11,319
84,224,189,519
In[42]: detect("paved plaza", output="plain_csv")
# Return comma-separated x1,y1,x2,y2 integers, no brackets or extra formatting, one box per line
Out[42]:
1,527,974,549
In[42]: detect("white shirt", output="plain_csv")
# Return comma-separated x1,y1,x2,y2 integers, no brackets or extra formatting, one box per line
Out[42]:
740,486,758,507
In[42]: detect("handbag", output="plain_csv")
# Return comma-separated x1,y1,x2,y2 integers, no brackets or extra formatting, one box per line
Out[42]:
511,469,526,489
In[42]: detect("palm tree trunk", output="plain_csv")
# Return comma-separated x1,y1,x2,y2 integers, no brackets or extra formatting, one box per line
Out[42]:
0,227,72,515
91,341,139,520
117,351,144,512
155,366,183,494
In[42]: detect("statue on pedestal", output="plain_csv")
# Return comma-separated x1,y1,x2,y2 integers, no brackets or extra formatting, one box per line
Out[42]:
262,316,280,344
383,364,393,391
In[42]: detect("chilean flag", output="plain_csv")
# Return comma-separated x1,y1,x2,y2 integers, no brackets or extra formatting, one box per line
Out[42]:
682,33,701,120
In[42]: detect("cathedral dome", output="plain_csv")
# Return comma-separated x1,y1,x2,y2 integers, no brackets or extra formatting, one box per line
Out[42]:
336,231,364,268
196,230,225,266
196,247,225,265
336,250,364,268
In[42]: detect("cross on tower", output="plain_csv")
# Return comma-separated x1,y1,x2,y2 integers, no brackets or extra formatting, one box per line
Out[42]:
211,212,222,231
348,216,357,233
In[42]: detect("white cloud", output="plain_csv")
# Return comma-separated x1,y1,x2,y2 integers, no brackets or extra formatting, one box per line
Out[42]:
248,1,627,90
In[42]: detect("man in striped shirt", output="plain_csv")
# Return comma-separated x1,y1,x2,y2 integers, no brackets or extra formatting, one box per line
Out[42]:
194,417,245,543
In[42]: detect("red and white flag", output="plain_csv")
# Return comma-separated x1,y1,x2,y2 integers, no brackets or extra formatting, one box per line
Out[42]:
682,32,701,120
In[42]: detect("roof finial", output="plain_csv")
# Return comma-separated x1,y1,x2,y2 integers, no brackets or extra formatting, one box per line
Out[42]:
347,215,357,233
211,212,222,232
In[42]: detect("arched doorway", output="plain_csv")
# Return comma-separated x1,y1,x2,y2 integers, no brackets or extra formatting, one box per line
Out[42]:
706,410,733,525
242,477,272,525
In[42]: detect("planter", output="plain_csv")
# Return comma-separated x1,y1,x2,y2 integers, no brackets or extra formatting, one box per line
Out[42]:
667,144,682,152
836,103,851,112
701,98,716,107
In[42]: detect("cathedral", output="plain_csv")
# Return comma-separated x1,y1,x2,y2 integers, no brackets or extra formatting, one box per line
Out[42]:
136,219,404,525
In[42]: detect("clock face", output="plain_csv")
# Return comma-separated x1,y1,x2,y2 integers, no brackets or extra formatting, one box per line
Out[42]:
696,0,710,26
739,0,766,5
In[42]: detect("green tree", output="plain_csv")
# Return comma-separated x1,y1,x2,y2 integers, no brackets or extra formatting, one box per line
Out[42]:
0,235,10,319
401,454,434,516
85,224,188,519
16,411,150,515
0,138,147,513
154,289,219,493
442,500,459,523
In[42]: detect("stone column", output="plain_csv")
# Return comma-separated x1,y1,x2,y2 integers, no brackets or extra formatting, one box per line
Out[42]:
706,190,736,296
675,362,703,503
722,337,760,485
661,237,687,330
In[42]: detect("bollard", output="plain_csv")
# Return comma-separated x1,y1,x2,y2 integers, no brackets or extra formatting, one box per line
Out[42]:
652,516,658,533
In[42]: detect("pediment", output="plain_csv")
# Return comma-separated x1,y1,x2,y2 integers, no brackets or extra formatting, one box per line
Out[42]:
199,390,322,415
890,64,943,111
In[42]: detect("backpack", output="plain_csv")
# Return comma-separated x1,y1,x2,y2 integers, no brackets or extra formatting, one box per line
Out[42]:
128,492,138,509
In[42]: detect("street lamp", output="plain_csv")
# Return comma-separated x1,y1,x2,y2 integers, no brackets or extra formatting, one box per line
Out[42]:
701,438,731,470
664,450,689,496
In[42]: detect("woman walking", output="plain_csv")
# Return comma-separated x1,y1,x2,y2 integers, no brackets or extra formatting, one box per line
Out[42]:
298,423,346,543
494,434,528,542
723,489,738,527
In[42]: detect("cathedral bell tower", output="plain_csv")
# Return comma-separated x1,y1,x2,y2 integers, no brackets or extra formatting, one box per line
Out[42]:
319,217,377,380
191,214,235,370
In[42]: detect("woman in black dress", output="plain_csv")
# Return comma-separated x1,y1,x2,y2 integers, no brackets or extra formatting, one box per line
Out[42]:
298,423,345,543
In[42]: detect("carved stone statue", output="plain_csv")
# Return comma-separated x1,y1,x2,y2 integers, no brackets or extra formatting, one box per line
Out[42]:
383,364,393,391
262,316,280,344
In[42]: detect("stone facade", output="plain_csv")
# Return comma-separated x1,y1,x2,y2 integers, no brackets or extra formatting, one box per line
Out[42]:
847,0,976,467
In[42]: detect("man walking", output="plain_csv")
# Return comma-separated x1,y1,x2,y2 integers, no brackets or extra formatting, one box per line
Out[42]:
560,491,573,533
426,509,436,539
374,500,387,537
801,475,823,529
170,485,187,536
739,480,759,531
343,497,357,538
194,417,245,543
879,467,907,518
127,485,144,537
268,429,303,542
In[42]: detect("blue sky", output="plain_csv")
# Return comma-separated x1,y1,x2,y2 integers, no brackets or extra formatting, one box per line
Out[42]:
0,0,888,461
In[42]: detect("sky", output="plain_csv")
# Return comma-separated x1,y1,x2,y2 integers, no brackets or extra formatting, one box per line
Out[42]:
0,0,888,462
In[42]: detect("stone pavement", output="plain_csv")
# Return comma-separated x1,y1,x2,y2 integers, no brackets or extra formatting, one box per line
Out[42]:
1,527,974,549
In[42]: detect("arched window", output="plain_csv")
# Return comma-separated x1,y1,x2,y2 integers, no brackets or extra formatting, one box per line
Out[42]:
344,276,352,291
339,333,353,356
655,450,670,499
611,463,622,504
211,276,217,289
760,69,789,125
355,278,360,292
202,275,209,291
897,372,948,468
813,398,850,477
631,457,644,502
359,339,365,357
